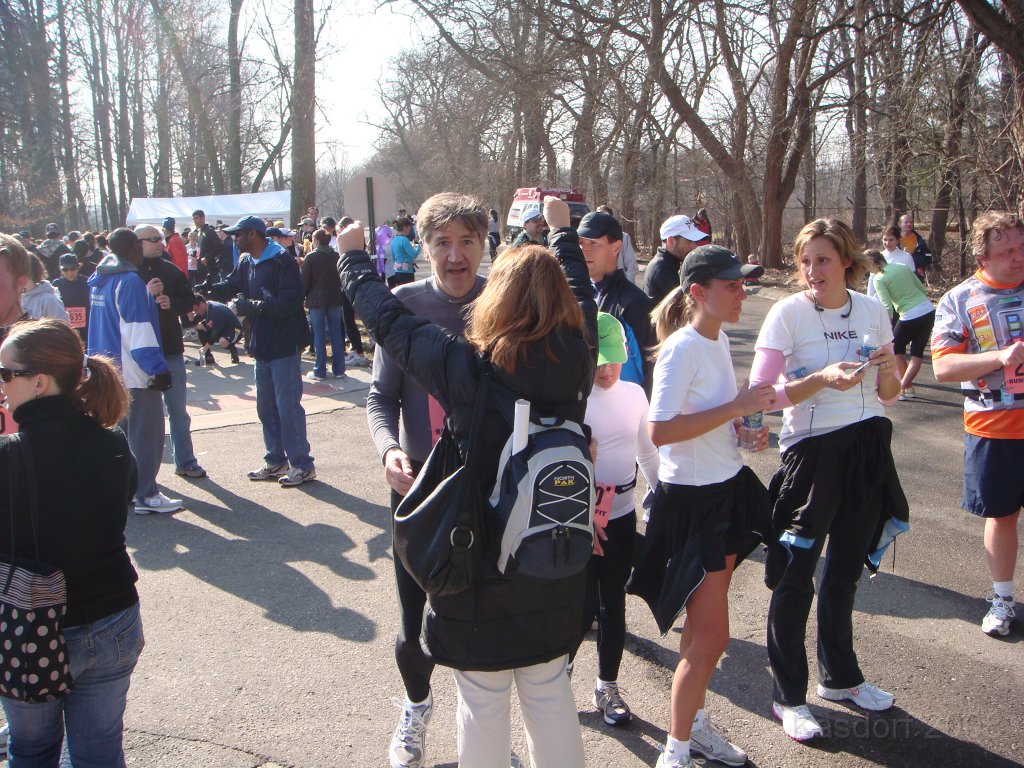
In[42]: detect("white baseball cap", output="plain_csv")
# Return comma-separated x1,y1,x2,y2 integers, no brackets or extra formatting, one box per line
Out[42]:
660,215,707,242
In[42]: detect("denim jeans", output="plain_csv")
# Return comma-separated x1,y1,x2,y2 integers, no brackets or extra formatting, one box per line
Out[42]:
308,305,346,377
125,387,164,500
161,355,198,471
254,353,314,471
2,602,144,768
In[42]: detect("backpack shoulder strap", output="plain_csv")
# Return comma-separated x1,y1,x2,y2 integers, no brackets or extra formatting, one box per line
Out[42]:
462,361,491,475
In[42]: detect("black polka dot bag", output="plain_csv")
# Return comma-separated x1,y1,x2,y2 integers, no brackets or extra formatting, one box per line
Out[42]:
0,435,71,703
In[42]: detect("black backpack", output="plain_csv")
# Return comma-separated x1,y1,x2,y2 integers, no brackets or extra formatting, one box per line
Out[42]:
486,393,595,580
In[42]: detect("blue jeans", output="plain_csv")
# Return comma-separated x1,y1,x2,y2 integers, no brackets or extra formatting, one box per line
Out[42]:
125,387,164,500
161,355,198,471
308,305,346,377
2,603,144,768
254,353,314,471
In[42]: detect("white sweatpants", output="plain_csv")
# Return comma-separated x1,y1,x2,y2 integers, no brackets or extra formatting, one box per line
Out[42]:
454,655,585,768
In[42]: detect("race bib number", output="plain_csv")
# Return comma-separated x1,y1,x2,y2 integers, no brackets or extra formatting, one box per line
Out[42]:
1005,362,1024,395
67,306,87,329
0,408,16,436
427,396,445,447
593,481,615,528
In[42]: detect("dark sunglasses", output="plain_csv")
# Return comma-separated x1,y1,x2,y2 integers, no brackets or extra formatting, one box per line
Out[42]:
0,366,38,383
230,230,250,239
140,236,164,243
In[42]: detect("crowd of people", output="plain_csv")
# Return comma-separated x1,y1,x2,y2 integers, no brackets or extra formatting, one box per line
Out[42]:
0,196,1020,768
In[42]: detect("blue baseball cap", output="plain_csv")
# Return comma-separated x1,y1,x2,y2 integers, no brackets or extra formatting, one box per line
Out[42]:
223,215,267,235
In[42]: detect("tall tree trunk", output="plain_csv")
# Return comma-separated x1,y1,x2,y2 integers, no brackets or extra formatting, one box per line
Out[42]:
149,0,226,192
645,0,761,258
846,0,868,241
227,0,243,193
84,0,119,228
290,0,315,219
891,134,912,225
930,32,981,264
27,0,62,224
153,35,173,196
56,0,86,228
130,11,148,200
956,0,1024,209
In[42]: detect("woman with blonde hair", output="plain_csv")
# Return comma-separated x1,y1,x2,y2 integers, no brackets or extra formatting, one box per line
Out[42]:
0,318,143,766
629,246,771,768
338,195,595,767
750,219,909,742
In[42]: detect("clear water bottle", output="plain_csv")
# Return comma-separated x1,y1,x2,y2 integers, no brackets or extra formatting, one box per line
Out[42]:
860,324,880,362
739,411,763,450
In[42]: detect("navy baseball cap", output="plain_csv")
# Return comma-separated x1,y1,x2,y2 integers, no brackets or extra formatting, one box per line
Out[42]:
577,211,623,241
223,215,267,235
59,253,79,269
266,227,295,238
681,245,764,292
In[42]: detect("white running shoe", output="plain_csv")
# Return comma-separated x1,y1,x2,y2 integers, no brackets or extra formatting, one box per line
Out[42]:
817,681,894,711
389,692,432,768
278,467,316,487
772,701,824,741
247,462,287,481
654,748,694,768
982,595,1015,637
690,713,747,765
133,492,182,515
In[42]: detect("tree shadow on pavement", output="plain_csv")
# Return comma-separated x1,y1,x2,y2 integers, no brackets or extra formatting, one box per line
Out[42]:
291,480,393,564
785,705,1023,768
852,572,1022,642
128,481,377,643
627,633,1020,766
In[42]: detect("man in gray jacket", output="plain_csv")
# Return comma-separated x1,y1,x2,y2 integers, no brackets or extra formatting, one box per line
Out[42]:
365,193,487,768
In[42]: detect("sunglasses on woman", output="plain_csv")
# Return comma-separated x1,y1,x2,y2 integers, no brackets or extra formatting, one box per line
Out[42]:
0,366,38,383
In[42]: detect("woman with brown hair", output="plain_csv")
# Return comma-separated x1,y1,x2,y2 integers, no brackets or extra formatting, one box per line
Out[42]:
0,318,143,766
338,195,595,768
750,219,909,742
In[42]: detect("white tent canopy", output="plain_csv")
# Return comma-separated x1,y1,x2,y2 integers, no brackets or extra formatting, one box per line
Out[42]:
125,190,292,228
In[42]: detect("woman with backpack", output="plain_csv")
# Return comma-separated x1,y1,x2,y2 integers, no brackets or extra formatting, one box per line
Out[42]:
0,318,143,766
627,245,772,768
337,195,595,768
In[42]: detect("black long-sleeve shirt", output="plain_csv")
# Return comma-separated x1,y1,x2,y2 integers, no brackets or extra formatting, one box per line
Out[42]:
1,396,139,627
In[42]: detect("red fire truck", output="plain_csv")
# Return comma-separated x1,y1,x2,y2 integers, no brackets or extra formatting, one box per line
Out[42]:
504,187,590,243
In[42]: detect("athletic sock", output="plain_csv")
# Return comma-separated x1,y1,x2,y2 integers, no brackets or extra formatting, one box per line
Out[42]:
596,678,615,692
993,581,1014,600
406,691,431,709
665,737,690,762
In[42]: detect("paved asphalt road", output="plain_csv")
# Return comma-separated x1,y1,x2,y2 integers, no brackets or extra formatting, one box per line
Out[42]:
10,286,1021,768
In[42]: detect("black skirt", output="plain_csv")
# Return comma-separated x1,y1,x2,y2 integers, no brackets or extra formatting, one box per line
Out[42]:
626,466,770,635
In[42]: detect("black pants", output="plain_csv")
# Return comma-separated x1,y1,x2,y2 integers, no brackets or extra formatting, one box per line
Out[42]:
196,326,241,355
766,484,882,706
571,510,636,682
390,462,432,702
341,294,364,354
